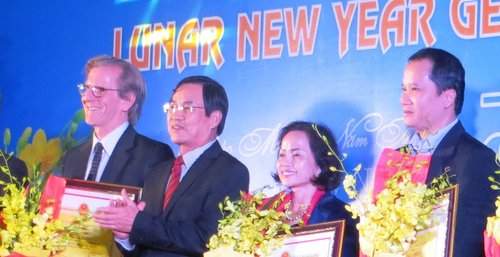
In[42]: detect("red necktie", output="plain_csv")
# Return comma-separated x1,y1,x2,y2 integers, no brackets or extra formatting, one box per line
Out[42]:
163,156,184,209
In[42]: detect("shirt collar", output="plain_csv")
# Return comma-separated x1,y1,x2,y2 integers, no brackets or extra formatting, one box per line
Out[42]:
92,122,129,155
408,119,458,154
180,139,216,171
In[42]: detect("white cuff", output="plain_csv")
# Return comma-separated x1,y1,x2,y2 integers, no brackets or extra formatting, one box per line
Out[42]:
115,237,135,251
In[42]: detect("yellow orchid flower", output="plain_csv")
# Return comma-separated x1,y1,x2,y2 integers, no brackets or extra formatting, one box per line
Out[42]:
18,129,62,175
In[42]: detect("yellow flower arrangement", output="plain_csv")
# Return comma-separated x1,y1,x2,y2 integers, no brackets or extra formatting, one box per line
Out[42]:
349,170,450,256
0,110,92,256
206,192,292,257
312,124,452,257
18,129,62,176
0,152,89,257
486,153,500,245
486,197,500,244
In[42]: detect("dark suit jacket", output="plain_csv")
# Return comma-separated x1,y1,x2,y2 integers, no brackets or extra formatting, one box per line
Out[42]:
60,126,173,187
423,121,497,257
127,141,249,257
0,151,28,194
309,191,359,257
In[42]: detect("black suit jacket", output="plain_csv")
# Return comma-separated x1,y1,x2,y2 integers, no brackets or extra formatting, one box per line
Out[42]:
309,191,359,257
60,126,173,187
423,121,497,257
0,151,28,194
127,141,249,257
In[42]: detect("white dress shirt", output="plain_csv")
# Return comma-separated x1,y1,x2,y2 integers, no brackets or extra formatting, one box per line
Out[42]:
406,119,458,154
85,122,129,181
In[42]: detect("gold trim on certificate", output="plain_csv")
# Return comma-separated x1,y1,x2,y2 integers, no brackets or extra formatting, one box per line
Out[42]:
444,185,458,257
405,185,458,257
269,220,345,257
61,178,142,214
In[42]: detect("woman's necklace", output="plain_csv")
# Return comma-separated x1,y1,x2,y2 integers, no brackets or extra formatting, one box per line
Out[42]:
284,202,310,225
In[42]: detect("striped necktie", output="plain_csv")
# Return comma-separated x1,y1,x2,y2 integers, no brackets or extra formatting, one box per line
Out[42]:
87,142,103,181
163,156,184,209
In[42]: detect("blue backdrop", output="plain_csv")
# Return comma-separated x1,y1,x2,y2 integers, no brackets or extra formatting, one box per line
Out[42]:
1,0,499,194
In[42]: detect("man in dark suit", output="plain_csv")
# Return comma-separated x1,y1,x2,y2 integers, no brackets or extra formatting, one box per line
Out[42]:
0,151,28,194
60,56,173,187
94,75,249,257
400,48,497,257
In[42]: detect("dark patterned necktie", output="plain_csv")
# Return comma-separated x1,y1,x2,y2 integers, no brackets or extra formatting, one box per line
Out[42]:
87,142,103,181
162,156,184,209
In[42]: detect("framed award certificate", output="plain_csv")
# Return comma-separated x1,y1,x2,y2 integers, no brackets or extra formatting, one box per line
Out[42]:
406,185,458,257
60,178,142,214
269,220,345,257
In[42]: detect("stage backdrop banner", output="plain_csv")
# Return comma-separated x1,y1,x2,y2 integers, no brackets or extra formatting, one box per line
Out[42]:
1,0,499,195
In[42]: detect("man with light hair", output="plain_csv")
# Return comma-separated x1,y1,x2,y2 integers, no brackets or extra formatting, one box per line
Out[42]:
61,55,173,187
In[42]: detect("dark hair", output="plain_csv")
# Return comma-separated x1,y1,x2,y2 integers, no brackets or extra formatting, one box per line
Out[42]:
272,121,344,191
173,75,228,135
85,55,146,124
408,48,465,115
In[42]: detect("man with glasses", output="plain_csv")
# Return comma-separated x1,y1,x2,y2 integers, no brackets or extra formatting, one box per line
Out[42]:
60,55,173,187
94,75,249,257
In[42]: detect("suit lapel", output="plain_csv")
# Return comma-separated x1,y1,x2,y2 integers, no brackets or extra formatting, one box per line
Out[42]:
146,160,173,214
426,122,464,184
163,142,222,214
100,126,136,183
72,140,92,179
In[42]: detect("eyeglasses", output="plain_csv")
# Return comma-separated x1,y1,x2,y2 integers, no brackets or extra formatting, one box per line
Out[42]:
163,102,204,114
77,83,121,98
